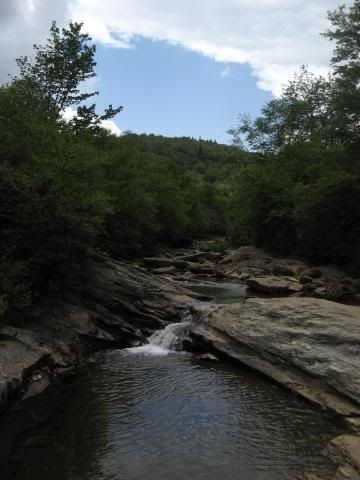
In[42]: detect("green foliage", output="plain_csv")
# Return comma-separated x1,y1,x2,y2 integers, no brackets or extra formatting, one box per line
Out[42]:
295,173,360,272
16,21,97,115
227,1,360,273
14,21,122,131
228,67,336,152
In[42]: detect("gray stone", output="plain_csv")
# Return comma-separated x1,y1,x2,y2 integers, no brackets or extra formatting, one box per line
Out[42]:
190,297,360,415
152,266,177,275
330,435,360,473
247,276,303,294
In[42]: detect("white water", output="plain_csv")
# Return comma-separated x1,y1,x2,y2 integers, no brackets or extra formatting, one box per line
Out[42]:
126,320,191,356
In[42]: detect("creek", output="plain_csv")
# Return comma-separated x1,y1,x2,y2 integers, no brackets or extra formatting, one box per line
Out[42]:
3,281,343,479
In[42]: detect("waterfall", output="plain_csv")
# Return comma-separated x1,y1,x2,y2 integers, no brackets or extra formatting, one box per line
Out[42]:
125,313,191,356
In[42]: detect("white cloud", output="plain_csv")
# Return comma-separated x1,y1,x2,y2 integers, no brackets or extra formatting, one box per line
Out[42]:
101,119,123,136
69,0,343,95
62,106,77,122
62,106,122,136
220,66,231,79
0,0,348,95
0,0,71,83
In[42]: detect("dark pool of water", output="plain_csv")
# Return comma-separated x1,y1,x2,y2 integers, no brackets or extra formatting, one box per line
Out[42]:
6,348,342,480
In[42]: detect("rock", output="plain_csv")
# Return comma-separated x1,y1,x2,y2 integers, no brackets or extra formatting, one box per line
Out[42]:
246,276,303,294
219,247,274,275
299,275,313,284
345,418,360,434
239,273,250,281
302,268,323,279
334,464,360,479
152,266,177,275
197,353,219,362
0,256,192,414
314,287,328,297
353,279,360,292
330,435,360,473
173,259,193,270
190,297,360,415
176,251,222,263
143,257,174,268
189,264,214,275
273,263,296,276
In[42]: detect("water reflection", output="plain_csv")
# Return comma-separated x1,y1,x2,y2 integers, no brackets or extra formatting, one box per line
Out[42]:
5,350,342,480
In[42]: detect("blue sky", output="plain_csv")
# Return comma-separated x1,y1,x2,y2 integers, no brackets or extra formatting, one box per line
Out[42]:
0,0,343,144
95,39,271,143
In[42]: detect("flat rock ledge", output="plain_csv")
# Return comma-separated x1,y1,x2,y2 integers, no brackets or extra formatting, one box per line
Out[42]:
190,297,360,479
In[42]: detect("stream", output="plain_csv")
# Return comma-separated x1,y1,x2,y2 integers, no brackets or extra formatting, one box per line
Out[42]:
3,281,343,479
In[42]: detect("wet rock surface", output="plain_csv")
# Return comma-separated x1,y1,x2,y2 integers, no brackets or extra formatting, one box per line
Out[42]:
0,255,191,414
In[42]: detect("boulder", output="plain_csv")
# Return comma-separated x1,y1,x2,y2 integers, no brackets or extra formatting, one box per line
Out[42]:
190,297,360,415
246,276,303,294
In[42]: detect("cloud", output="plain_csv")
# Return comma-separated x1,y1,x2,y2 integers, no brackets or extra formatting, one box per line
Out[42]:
62,106,122,136
0,0,71,83
220,66,231,79
69,0,342,95
0,0,345,95
101,119,123,136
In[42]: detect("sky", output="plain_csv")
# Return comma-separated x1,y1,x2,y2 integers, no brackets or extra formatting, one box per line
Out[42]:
0,0,346,143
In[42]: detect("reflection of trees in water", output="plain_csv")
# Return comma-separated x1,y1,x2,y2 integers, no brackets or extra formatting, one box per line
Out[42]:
5,367,109,480
1,352,344,480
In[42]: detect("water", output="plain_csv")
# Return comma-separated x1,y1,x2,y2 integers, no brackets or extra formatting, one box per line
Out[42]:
3,281,343,480
183,280,248,304
128,320,191,356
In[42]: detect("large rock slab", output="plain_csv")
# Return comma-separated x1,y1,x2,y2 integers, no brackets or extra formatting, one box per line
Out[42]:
247,275,303,294
190,297,360,415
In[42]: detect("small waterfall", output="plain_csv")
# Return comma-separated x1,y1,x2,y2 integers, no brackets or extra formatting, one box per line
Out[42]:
126,313,191,356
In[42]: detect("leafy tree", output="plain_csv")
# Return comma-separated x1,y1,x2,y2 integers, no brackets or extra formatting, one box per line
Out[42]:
15,21,122,131
227,1,360,273
322,1,360,147
228,67,335,153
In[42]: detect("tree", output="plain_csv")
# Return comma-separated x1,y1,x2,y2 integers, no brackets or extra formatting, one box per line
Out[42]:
228,67,335,153
322,1,360,146
15,21,122,131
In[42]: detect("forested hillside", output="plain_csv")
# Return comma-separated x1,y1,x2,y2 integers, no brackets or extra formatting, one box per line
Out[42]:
0,1,359,323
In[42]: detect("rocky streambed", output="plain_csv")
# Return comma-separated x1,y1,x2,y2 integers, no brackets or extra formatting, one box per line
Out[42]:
1,244,360,479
